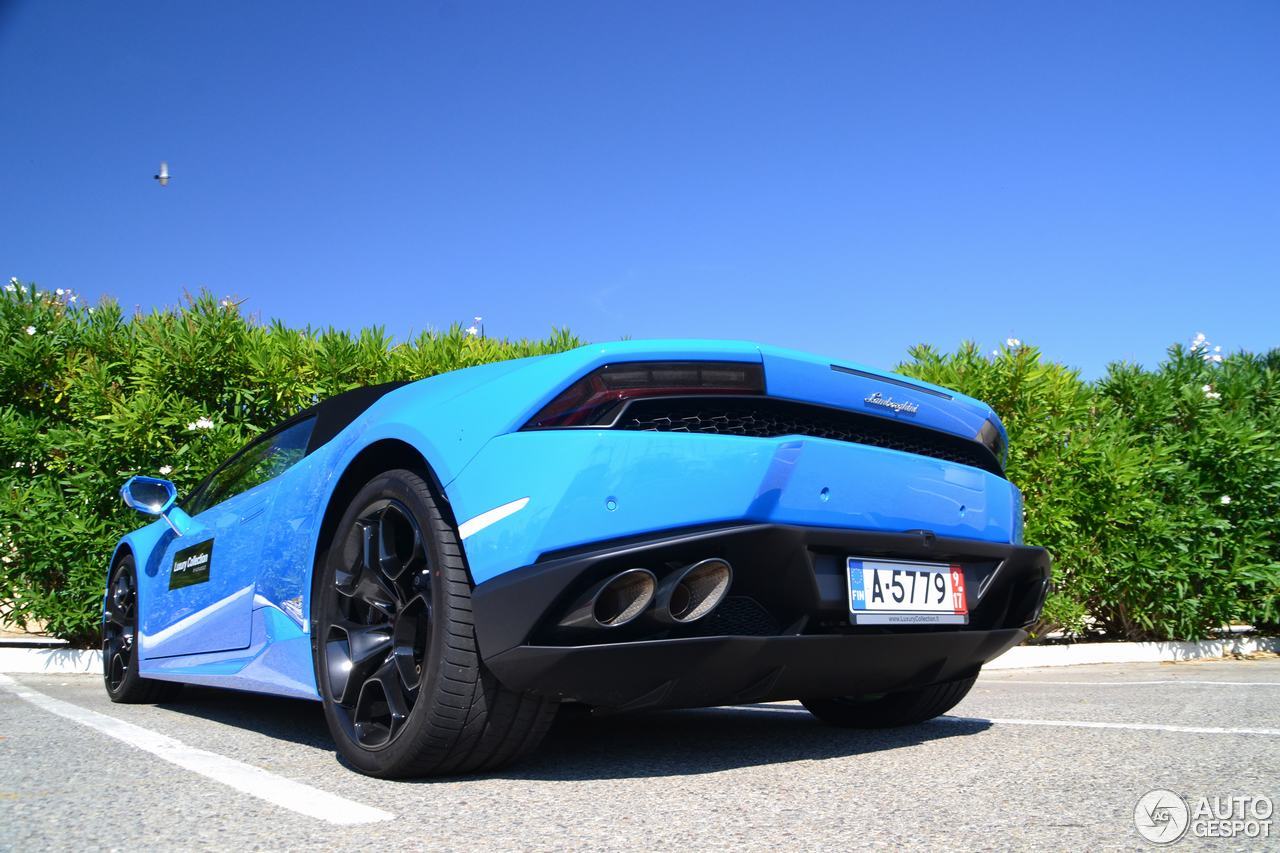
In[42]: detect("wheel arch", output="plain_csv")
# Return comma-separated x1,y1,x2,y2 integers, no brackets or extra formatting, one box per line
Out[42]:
103,541,135,618
109,540,135,570
307,438,466,633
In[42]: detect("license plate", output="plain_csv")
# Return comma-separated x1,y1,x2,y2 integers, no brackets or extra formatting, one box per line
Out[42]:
847,557,968,625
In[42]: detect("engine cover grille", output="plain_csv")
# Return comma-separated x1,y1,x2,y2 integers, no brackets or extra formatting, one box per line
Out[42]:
614,396,1003,476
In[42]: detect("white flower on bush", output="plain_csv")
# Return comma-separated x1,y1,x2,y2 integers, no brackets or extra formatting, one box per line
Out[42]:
4,281,14,293
1202,384,1221,400
1190,332,1225,362
465,325,479,337
159,465,173,475
25,325,36,336
1220,495,1232,505
1006,337,1022,348
186,416,215,431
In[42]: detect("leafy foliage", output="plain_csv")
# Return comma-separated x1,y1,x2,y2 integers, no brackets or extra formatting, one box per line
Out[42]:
2,279,1276,645
900,339,1280,641
0,282,581,644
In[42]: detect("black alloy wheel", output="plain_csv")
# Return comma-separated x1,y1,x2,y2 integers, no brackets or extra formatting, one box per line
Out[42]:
323,498,432,749
315,468,558,778
102,555,181,703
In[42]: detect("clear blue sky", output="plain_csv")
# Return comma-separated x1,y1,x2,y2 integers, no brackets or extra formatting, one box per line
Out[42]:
2,1,1276,377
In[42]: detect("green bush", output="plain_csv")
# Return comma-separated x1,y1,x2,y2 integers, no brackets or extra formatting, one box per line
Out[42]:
0,282,582,645
2,279,1277,645
899,338,1280,641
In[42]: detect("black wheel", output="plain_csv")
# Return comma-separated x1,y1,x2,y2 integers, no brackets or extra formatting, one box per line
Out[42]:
314,468,558,778
802,673,978,728
102,556,182,704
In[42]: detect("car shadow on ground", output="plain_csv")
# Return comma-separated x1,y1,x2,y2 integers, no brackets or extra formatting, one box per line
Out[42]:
156,686,334,749
502,705,991,781
157,687,991,781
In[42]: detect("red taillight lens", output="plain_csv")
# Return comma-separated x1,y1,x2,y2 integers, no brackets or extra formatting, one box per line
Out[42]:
524,361,765,428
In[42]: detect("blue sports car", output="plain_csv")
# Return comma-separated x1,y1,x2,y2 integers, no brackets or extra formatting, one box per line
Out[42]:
104,340,1050,777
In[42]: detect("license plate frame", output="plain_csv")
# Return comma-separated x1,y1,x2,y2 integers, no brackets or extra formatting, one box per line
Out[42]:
846,557,969,625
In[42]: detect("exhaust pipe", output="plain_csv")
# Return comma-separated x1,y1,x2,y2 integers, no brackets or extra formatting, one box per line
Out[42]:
656,558,733,624
558,568,657,630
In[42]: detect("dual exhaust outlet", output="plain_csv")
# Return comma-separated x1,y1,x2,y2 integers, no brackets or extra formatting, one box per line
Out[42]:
558,559,733,631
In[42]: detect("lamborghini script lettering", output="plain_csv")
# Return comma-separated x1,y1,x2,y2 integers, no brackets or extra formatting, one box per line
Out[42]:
863,391,920,415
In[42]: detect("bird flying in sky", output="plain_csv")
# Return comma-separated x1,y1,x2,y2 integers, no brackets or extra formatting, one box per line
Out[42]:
154,162,170,186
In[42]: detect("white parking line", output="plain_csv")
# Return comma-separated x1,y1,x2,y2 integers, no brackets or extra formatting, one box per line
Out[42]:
945,716,1280,736
723,703,1280,736
0,674,393,825
984,680,1280,687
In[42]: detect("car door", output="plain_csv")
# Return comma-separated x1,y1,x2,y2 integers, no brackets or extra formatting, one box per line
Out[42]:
139,417,315,659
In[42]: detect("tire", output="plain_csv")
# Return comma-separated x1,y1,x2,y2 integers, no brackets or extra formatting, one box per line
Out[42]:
102,555,182,704
802,673,978,728
314,468,558,778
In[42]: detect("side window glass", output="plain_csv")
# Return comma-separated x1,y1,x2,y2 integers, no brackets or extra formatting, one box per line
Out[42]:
185,417,315,515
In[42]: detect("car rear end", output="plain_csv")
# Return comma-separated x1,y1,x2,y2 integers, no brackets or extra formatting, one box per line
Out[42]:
444,341,1050,711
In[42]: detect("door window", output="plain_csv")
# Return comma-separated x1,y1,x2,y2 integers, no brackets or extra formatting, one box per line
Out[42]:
185,417,315,515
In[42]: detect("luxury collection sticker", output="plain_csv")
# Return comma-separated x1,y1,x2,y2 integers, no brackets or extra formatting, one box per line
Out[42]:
170,539,213,589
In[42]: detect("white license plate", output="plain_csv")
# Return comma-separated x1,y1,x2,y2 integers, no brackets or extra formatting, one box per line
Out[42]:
847,557,969,625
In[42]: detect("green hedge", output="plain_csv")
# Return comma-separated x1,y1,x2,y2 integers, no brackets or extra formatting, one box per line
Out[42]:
899,338,1280,640
1,280,1276,645
0,283,582,645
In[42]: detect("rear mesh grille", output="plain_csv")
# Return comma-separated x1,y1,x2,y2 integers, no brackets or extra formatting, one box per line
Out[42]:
678,596,780,637
615,396,1002,476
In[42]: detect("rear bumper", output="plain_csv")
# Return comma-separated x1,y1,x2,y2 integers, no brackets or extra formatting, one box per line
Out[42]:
447,430,1022,586
473,524,1051,710
487,630,1027,711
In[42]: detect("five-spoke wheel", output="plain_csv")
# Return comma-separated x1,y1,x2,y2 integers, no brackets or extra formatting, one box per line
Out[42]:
323,499,433,749
103,562,137,692
102,556,180,704
314,468,558,778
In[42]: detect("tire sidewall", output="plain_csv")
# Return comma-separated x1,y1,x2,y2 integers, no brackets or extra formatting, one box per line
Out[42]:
103,556,142,700
803,672,979,728
313,469,458,774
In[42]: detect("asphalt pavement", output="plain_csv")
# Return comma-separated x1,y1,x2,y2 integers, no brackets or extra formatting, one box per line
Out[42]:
2,658,1278,851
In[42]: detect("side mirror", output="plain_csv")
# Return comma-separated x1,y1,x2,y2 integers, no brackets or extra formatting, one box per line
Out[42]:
121,476,178,515
120,475,193,535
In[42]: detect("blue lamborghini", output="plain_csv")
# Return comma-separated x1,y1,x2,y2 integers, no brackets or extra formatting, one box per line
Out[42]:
103,340,1051,777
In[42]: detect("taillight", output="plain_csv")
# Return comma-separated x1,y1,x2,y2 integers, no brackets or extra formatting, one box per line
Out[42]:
977,418,1008,472
524,361,765,428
